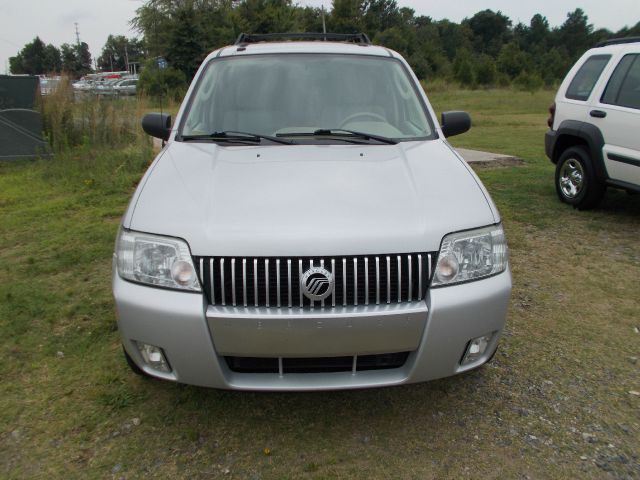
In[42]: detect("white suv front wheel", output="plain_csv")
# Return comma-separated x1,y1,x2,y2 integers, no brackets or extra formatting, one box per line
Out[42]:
555,146,605,210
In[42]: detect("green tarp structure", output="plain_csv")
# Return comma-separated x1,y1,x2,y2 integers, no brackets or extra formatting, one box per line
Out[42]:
0,75,51,161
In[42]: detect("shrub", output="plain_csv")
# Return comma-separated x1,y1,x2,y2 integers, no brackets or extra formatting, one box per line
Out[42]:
475,55,497,86
138,59,187,101
514,71,544,92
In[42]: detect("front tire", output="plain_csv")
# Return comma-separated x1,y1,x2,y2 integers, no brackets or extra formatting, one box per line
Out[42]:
555,146,604,210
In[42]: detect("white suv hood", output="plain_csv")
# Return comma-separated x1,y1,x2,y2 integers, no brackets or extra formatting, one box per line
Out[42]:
127,141,497,256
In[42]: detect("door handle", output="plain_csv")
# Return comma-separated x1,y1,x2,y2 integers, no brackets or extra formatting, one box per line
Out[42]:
590,110,607,118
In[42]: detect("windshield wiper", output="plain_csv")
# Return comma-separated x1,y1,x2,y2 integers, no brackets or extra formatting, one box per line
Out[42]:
277,128,398,145
181,131,295,145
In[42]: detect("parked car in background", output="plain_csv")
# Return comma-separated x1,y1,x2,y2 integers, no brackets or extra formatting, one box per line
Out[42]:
94,78,122,96
546,37,640,209
114,78,138,96
39,76,61,96
113,32,511,391
72,79,91,92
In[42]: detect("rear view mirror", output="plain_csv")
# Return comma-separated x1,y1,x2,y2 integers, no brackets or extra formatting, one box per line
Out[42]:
142,113,172,141
441,111,471,138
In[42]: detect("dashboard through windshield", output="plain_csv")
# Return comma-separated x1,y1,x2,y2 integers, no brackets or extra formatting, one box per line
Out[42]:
179,53,436,143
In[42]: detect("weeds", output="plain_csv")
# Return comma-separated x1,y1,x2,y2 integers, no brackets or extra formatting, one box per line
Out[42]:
39,78,178,154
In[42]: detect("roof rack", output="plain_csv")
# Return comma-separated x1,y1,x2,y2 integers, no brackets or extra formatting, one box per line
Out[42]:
596,36,640,47
234,32,371,46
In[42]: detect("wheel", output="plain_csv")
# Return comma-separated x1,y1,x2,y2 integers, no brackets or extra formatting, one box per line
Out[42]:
555,146,605,210
122,345,148,377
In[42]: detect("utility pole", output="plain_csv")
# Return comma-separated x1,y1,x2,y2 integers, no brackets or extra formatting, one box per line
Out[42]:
124,43,129,74
321,5,327,35
74,22,81,47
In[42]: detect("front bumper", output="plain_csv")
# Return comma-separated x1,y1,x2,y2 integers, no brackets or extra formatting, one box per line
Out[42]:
114,269,512,390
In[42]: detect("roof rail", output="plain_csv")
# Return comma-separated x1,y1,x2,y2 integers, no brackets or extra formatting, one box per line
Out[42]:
234,32,371,46
596,36,640,47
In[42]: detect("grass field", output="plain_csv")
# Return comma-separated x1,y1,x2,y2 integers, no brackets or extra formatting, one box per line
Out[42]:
1,89,639,479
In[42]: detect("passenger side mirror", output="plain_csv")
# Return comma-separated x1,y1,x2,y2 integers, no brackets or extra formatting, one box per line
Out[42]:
142,113,172,141
441,111,471,138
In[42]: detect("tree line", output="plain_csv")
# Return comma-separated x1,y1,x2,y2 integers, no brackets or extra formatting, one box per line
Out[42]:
9,0,640,91
9,35,145,78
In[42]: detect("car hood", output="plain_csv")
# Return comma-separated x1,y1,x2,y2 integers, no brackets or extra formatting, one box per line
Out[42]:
127,141,497,256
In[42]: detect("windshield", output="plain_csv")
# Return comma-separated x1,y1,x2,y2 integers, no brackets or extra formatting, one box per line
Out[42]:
179,54,435,142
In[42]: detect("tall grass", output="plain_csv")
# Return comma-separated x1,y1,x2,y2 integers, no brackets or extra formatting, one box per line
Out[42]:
39,78,145,152
34,79,185,193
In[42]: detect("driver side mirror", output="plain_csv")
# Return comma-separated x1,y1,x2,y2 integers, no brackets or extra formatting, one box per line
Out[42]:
441,111,471,138
142,113,172,141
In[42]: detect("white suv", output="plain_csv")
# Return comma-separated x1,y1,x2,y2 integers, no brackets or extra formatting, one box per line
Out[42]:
546,37,640,209
113,33,511,391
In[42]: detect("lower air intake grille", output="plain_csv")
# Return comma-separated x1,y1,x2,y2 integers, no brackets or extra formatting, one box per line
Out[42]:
225,352,411,374
194,253,434,308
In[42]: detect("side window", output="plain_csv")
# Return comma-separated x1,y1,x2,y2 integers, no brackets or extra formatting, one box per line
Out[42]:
601,54,640,109
565,55,611,101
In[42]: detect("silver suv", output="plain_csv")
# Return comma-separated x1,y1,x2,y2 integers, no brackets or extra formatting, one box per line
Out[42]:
546,37,640,209
113,33,512,391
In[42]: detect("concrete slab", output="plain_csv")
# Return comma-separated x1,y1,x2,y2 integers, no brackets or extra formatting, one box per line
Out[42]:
455,148,519,164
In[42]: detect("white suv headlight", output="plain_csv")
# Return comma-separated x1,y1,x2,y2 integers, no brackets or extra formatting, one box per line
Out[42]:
432,224,508,287
115,229,201,292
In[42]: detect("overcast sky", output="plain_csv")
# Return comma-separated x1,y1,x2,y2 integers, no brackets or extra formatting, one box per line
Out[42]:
1,0,639,74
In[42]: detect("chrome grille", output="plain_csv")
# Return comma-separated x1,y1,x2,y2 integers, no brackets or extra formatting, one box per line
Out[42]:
194,253,434,308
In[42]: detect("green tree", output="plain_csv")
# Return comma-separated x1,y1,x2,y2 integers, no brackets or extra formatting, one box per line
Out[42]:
295,6,325,32
43,44,62,73
497,42,530,78
329,0,365,33
234,0,299,34
9,55,25,74
138,59,187,99
9,37,46,74
453,49,475,86
60,43,78,74
539,48,571,85
528,14,550,49
98,35,144,72
361,0,402,33
463,9,512,57
615,21,640,37
374,26,410,56
165,5,206,79
9,38,62,74
77,42,93,75
475,54,497,85
57,42,94,77
131,0,173,58
127,1,615,92
436,20,473,61
557,9,593,59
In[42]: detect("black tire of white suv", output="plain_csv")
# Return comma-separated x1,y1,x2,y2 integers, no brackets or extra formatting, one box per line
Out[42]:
555,146,605,210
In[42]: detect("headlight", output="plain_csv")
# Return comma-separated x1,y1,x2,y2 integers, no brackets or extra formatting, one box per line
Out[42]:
115,229,201,291
431,224,508,287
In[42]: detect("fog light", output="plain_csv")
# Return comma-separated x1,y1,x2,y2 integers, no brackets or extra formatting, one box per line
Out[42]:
461,334,493,366
136,342,171,373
